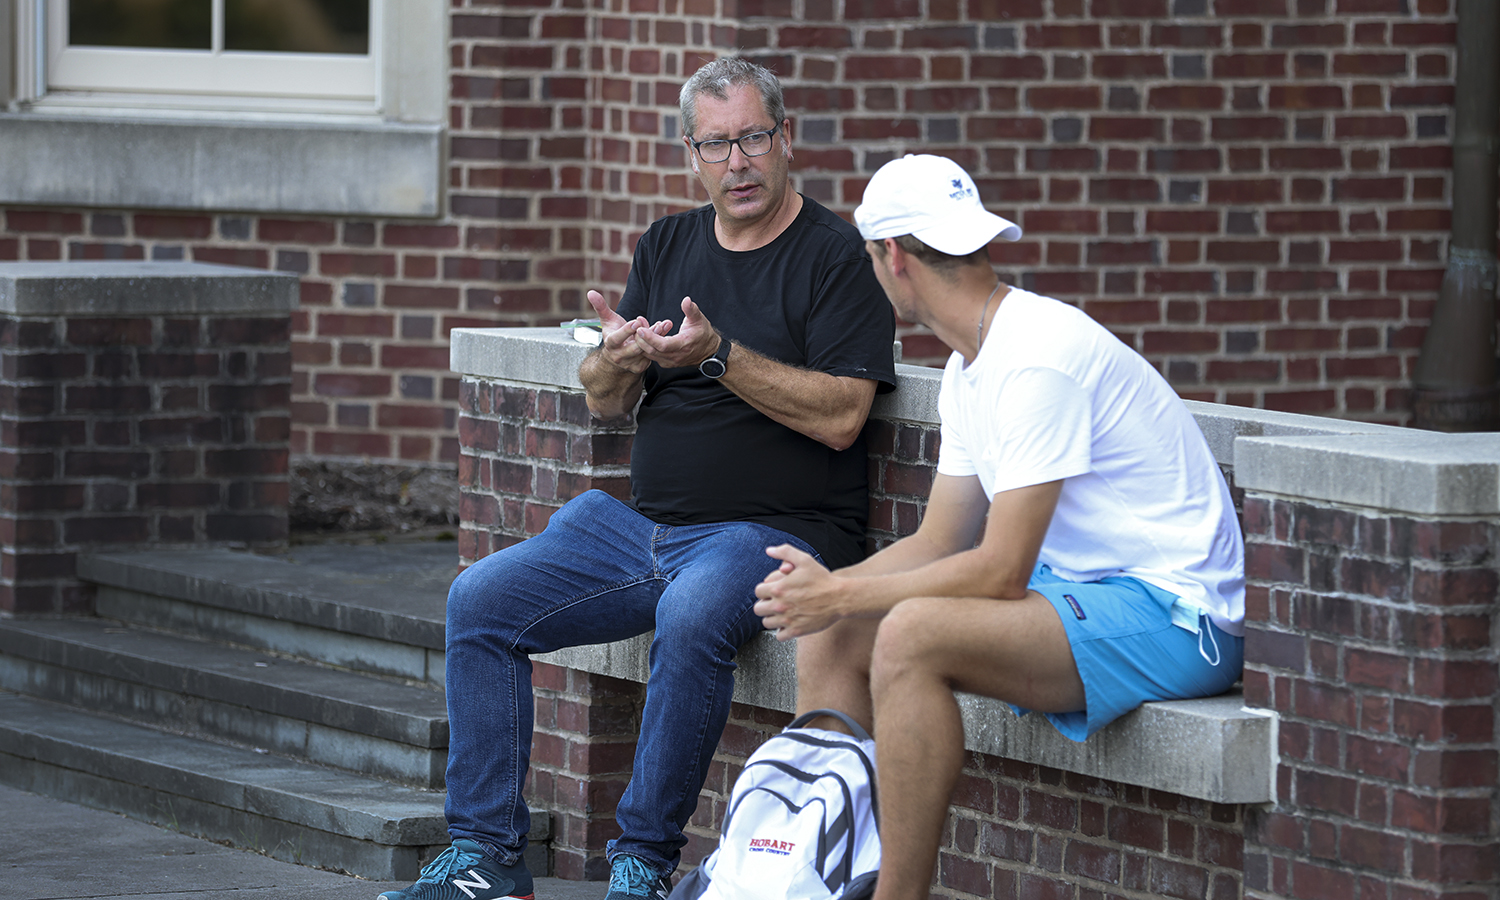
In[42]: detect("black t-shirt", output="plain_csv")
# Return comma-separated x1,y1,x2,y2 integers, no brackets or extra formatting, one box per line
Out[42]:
616,196,897,569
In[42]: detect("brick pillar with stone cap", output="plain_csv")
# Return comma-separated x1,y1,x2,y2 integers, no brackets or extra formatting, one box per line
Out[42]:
0,261,296,615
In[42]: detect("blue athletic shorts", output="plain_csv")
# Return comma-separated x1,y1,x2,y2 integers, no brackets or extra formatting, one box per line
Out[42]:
1012,565,1244,741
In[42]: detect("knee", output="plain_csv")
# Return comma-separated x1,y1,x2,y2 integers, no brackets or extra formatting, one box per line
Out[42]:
796,621,874,688
870,597,947,690
446,555,512,632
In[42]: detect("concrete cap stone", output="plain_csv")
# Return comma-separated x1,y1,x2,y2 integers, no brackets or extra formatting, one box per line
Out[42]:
0,261,298,315
1235,431,1500,515
1185,399,1402,466
451,327,593,390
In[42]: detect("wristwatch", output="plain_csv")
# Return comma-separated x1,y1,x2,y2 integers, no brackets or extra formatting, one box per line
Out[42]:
699,336,731,379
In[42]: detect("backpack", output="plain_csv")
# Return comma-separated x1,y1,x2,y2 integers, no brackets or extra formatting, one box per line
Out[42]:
670,709,880,900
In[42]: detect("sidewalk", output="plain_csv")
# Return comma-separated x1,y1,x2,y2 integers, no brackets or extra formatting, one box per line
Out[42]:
5,783,599,900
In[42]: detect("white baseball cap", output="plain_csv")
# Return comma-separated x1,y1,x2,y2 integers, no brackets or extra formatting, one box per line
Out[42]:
854,154,1022,255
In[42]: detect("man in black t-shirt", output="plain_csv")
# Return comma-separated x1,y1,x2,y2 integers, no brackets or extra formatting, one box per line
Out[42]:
381,58,896,900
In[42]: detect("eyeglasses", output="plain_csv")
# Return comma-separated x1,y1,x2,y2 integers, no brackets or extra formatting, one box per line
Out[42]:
689,123,781,164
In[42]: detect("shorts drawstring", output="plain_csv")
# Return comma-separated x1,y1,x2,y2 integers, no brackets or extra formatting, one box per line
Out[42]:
1197,611,1221,667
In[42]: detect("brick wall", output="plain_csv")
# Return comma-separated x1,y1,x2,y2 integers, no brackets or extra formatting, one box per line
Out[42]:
531,684,1247,898
0,305,291,614
0,2,1467,470
1240,496,1499,899
461,377,1251,897
457,319,1500,897
456,380,632,563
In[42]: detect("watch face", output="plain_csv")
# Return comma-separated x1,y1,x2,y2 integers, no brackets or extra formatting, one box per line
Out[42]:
700,357,727,379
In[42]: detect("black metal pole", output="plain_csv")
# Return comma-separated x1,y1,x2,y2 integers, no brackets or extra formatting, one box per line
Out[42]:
1411,0,1500,431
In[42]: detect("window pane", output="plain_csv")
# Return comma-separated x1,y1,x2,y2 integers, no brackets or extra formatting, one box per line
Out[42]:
70,0,212,49
225,0,369,54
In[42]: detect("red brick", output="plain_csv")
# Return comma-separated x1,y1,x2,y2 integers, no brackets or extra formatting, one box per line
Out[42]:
1092,53,1168,79
136,214,213,240
1024,24,1102,48
1336,116,1409,139
258,219,337,244
1214,53,1288,79
1027,85,1103,110
844,55,921,79
6,211,85,234
1269,84,1346,110
971,55,1048,80
1150,23,1222,47
1148,85,1225,111
384,224,462,248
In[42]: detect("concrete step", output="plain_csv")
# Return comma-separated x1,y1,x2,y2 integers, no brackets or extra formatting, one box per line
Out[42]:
0,692,551,881
80,543,453,685
0,691,459,880
0,617,448,788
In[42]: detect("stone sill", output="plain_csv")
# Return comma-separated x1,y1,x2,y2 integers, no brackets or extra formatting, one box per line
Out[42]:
0,113,442,217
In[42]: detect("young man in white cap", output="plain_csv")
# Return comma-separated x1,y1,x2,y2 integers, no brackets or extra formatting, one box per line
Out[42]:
752,154,1245,900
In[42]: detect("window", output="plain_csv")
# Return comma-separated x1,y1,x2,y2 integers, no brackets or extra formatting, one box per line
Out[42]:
0,0,444,216
47,0,379,113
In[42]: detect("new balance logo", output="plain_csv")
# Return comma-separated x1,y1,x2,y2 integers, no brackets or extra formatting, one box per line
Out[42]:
452,869,491,899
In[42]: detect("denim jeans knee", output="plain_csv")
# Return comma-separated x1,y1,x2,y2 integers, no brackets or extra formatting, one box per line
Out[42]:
443,490,819,875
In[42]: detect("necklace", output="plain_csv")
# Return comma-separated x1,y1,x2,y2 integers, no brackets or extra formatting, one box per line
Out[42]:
975,281,1002,352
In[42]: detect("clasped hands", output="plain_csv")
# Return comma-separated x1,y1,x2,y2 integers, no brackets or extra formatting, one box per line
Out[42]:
586,289,720,374
753,544,845,641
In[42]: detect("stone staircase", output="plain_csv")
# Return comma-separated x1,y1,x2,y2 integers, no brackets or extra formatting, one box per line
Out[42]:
0,539,548,881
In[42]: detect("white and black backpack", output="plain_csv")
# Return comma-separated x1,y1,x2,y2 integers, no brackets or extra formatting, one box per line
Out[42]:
671,709,880,900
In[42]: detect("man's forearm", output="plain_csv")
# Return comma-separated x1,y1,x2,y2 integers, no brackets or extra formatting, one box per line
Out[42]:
578,350,645,422
716,341,877,450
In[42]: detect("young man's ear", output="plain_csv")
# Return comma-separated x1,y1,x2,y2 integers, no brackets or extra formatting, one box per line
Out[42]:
883,238,907,276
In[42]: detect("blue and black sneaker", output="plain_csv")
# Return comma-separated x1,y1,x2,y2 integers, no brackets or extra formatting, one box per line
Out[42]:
602,854,672,900
377,840,534,900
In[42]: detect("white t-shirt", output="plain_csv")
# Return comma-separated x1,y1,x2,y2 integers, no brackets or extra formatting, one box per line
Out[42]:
936,288,1245,635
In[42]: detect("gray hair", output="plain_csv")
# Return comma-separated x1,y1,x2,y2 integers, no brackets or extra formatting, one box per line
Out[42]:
679,57,786,139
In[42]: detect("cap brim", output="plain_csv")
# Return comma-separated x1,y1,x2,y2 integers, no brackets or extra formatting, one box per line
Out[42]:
911,209,1023,255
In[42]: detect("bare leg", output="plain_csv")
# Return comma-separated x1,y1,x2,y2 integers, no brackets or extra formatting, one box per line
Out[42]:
792,617,881,734
868,593,1083,900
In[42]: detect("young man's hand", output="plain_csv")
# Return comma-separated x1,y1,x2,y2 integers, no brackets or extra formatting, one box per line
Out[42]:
754,544,848,640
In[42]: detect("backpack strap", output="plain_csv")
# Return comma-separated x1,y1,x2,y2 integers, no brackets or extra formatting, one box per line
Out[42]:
788,708,873,744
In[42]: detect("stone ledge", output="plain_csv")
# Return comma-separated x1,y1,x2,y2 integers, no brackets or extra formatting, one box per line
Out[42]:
540,632,1273,805
0,261,299,315
1184,400,1402,467
0,113,442,217
1236,432,1500,516
448,329,1402,464
450,327,937,421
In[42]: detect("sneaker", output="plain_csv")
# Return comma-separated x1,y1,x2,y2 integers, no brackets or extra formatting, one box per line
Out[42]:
602,854,672,900
377,839,534,900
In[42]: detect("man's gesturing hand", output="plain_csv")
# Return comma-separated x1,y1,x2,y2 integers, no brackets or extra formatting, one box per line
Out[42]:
588,289,670,374
633,297,721,370
753,544,846,640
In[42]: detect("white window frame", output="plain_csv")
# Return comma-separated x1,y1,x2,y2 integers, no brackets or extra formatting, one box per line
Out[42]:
45,0,381,113
9,0,441,119
0,0,444,216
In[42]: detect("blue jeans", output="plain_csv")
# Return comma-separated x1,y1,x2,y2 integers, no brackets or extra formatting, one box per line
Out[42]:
444,490,815,875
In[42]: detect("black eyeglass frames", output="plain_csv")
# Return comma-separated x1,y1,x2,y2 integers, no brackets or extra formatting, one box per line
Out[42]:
689,123,782,164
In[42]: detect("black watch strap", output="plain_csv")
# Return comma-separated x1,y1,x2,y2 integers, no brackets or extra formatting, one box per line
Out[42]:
699,336,731,379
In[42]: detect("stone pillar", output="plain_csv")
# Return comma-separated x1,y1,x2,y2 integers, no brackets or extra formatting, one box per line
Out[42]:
1238,433,1500,899
0,261,296,614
